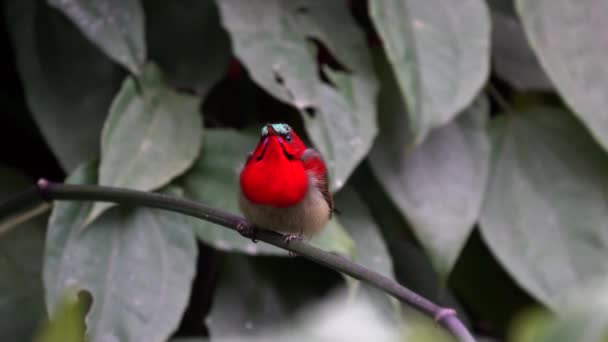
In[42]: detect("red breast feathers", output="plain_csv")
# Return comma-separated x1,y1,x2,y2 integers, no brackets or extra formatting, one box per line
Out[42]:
240,123,310,208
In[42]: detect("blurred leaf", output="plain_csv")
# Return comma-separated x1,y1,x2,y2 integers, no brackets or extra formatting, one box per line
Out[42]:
85,64,202,225
206,256,292,338
208,255,398,341
36,292,86,342
206,255,341,338
509,309,554,342
48,0,146,74
370,49,491,276
144,0,231,96
404,318,453,342
310,218,355,259
281,291,401,342
336,187,393,277
44,162,198,342
369,0,490,143
517,0,608,151
178,128,354,256
486,0,516,14
0,166,47,342
480,108,608,311
491,10,553,91
351,164,469,323
5,0,122,171
334,187,397,316
450,230,534,336
510,280,608,342
217,0,379,190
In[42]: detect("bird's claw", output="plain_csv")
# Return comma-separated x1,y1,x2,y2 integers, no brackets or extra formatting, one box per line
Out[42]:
282,233,303,244
236,221,258,243
282,233,303,257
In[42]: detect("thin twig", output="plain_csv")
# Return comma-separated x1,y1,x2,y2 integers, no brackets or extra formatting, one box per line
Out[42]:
2,179,476,342
0,186,41,218
0,203,51,237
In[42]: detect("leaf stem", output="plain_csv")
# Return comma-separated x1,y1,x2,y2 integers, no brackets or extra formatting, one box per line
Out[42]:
4,179,475,342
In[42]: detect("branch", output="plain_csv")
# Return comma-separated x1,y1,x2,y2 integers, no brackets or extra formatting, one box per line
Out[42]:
4,179,475,342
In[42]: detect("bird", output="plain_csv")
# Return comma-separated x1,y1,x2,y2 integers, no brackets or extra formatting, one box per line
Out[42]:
238,123,333,241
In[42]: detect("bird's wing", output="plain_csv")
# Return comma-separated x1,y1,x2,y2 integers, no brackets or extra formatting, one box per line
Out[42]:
301,148,334,218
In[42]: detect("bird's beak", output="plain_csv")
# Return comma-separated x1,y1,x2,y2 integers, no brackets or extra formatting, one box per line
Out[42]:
266,124,277,136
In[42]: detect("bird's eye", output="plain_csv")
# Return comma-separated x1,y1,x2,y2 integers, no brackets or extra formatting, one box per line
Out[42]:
284,134,292,142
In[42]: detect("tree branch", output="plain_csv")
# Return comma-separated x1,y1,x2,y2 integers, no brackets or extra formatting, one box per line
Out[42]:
2,179,475,342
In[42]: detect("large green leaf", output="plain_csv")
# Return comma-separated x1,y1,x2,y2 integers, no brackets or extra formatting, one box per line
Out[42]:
351,165,469,322
369,0,490,144
144,0,231,96
480,108,608,311
369,51,491,276
517,0,608,151
44,162,198,342
217,0,378,190
178,128,354,256
48,0,146,74
0,166,46,342
85,64,202,225
5,0,122,171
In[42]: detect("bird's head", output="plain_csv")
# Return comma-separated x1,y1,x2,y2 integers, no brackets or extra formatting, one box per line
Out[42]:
250,123,307,163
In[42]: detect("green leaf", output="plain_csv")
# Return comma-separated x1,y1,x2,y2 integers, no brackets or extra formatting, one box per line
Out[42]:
48,0,146,74
5,0,122,171
336,188,393,277
144,0,231,96
351,164,468,319
86,64,202,225
369,51,491,275
44,162,198,342
369,0,490,143
36,292,86,342
490,8,552,91
217,0,379,190
178,128,354,256
517,0,608,151
480,108,608,311
0,166,46,342
334,187,397,317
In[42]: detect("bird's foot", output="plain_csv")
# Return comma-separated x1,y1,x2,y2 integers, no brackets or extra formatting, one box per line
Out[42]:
282,233,303,244
236,220,258,243
283,233,303,257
